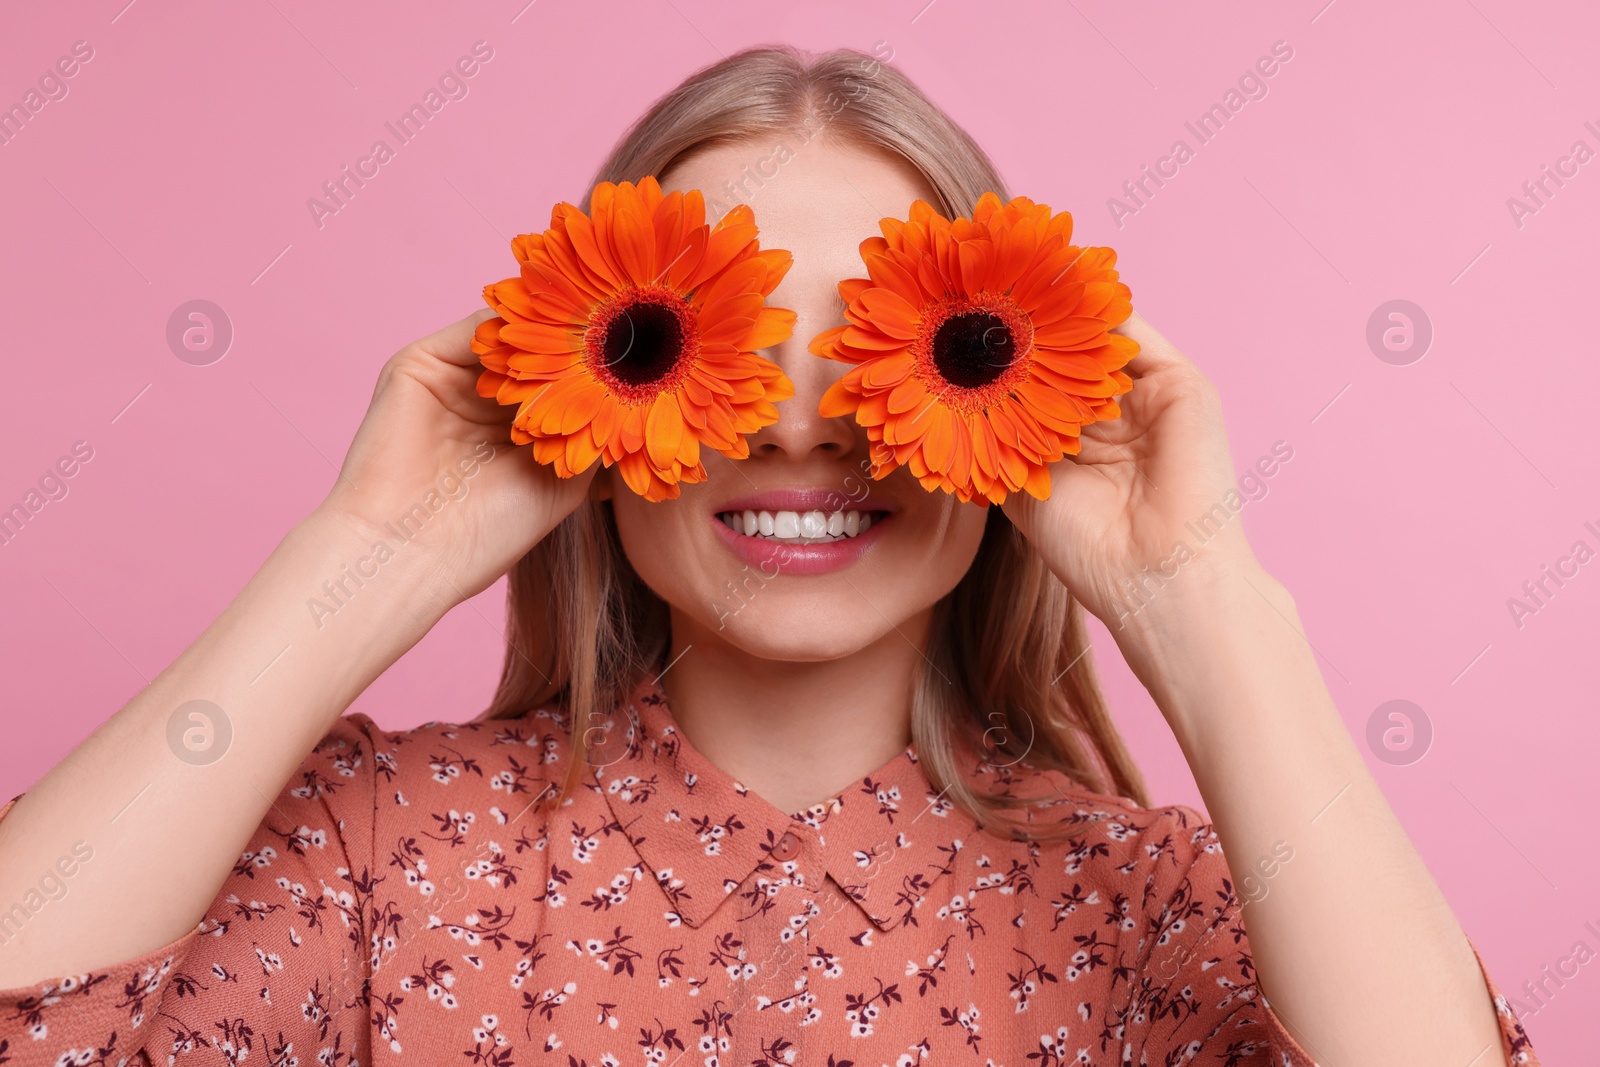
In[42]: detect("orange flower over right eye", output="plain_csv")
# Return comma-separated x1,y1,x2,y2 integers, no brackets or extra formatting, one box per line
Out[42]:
472,176,798,502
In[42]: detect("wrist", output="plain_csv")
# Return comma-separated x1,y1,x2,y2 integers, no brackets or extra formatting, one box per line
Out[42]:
1107,551,1294,702
1107,558,1357,821
288,504,462,633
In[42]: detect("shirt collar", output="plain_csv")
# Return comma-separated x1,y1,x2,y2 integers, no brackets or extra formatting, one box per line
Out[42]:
592,674,976,932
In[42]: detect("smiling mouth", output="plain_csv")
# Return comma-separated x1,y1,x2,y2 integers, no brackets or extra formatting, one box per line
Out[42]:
715,508,890,544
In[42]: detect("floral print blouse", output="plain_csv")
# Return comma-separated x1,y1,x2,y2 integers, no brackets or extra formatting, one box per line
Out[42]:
0,674,1539,1067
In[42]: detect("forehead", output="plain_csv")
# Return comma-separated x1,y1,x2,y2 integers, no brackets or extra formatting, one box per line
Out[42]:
657,137,942,269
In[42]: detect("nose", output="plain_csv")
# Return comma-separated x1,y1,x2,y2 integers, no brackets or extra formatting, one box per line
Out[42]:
743,308,862,462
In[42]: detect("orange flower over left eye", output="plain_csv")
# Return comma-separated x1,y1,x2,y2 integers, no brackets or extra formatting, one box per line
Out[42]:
811,193,1138,506
472,176,798,502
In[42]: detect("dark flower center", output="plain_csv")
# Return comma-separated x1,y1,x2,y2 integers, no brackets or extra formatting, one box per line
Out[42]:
932,312,1016,389
602,301,685,386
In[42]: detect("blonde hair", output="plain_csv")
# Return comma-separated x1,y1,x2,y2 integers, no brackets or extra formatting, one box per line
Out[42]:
475,44,1151,833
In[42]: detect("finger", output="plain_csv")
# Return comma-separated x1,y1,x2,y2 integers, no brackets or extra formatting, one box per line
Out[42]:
410,307,501,369
1111,309,1197,380
1067,423,1134,467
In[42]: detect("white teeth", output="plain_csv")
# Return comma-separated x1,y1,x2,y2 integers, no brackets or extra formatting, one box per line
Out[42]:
717,508,882,543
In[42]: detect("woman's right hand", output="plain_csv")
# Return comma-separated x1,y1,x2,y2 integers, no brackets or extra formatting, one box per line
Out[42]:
0,309,596,988
317,307,598,609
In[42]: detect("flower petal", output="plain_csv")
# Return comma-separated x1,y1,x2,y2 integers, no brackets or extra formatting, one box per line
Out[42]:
857,288,922,340
645,390,685,471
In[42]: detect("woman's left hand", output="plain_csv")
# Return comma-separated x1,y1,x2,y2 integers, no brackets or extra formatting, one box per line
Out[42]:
1004,313,1519,1067
1001,311,1265,635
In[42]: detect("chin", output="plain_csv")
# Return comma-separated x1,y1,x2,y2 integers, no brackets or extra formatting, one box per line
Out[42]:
687,589,914,663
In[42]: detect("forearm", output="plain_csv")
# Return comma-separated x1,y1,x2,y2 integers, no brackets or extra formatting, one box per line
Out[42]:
0,507,454,986
1116,560,1504,1064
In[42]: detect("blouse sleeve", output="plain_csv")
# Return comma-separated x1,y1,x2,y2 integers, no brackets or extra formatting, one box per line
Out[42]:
1118,805,1542,1066
0,712,383,1067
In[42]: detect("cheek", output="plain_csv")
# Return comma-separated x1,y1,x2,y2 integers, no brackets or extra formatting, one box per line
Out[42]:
883,493,989,592
608,492,702,599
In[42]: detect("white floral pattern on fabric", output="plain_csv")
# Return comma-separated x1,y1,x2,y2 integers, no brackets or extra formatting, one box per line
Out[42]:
0,674,1540,1066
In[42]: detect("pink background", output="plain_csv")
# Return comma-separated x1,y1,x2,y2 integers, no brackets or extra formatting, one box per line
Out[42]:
2,0,1595,1053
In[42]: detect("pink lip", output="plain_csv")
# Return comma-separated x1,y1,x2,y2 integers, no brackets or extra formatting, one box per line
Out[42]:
710,488,894,577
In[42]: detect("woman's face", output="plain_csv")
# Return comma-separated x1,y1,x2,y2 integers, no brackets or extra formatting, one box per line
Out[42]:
600,137,990,661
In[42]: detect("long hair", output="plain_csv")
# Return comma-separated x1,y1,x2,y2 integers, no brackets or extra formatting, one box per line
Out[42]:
474,44,1151,834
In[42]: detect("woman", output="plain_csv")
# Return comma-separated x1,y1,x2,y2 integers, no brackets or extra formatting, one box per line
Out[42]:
0,46,1537,1067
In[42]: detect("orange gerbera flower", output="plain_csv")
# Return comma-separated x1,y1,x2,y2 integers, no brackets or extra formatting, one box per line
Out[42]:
811,193,1138,505
472,176,797,501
